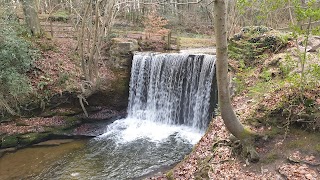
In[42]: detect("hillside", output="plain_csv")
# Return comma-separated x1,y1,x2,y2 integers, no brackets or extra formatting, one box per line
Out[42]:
149,27,320,180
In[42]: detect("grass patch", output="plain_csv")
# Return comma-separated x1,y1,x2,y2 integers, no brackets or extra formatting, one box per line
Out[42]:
262,151,279,163
284,129,320,152
179,37,215,48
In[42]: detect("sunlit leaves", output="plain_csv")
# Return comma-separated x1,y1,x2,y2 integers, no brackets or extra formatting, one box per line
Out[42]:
143,6,169,38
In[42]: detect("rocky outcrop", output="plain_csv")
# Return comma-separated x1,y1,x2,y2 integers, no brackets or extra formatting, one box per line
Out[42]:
229,26,291,66
107,38,139,70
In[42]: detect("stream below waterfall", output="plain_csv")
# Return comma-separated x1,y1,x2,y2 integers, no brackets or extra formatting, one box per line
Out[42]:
0,119,201,180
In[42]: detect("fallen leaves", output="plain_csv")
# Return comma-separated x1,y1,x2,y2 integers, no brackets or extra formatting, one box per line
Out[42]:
149,115,320,179
0,116,66,135
279,164,318,180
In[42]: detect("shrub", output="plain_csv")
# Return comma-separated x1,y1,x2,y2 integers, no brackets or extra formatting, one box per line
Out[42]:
143,6,169,38
0,22,39,114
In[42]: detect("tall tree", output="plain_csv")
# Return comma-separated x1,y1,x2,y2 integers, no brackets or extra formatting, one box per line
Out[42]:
213,0,259,162
21,0,41,36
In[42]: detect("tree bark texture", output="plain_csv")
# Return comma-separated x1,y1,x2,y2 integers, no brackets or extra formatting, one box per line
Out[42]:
21,0,41,36
213,0,245,139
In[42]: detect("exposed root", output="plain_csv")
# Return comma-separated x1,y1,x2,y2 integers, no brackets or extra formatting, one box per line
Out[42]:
78,94,89,117
287,156,320,167
77,81,97,117
232,137,260,163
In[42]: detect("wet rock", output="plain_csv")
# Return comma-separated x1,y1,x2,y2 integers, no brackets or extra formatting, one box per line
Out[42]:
0,147,16,158
33,139,75,147
86,75,130,110
18,133,49,146
78,108,126,121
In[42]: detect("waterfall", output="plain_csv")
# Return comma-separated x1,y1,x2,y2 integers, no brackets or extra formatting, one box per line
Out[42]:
36,53,218,180
127,53,217,131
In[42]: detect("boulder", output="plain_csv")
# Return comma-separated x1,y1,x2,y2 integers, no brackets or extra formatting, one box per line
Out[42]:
306,36,320,52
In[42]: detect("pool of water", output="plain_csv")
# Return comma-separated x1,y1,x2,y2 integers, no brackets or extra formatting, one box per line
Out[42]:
0,140,86,180
1,118,202,180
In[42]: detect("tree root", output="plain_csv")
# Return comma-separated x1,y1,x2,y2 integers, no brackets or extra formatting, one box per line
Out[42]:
243,143,260,163
287,156,320,166
231,138,260,163
77,81,97,117
78,94,89,117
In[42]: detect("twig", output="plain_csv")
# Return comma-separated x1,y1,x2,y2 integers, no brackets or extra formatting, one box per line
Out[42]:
211,159,233,164
78,94,88,117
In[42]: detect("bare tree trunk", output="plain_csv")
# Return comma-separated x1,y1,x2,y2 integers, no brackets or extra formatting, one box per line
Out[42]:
79,0,91,81
88,0,100,82
214,0,244,139
21,0,41,36
213,0,259,162
288,0,294,25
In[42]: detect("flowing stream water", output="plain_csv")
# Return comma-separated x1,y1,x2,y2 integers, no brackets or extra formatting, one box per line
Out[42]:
0,53,217,180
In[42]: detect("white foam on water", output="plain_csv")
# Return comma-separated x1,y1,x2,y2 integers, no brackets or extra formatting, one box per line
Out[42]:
98,117,203,145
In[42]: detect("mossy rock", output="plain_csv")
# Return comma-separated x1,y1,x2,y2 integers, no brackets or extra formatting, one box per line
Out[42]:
48,10,70,22
229,26,292,66
64,116,81,128
87,72,130,110
1,135,18,148
18,133,49,146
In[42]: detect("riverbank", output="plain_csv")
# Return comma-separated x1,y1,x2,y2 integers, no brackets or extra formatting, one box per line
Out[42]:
148,29,320,179
0,106,126,157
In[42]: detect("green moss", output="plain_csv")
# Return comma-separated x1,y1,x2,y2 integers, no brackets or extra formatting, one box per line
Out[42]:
315,144,320,152
229,27,291,67
41,108,81,117
40,110,57,117
62,116,81,130
240,127,254,140
166,170,174,180
65,116,78,123
19,133,49,146
287,140,305,149
263,151,279,163
265,127,282,137
16,122,28,126
284,129,320,152
1,135,18,148
195,165,210,180
49,10,70,22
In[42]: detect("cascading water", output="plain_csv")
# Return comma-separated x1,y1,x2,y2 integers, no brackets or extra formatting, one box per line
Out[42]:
128,53,217,130
35,53,218,180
